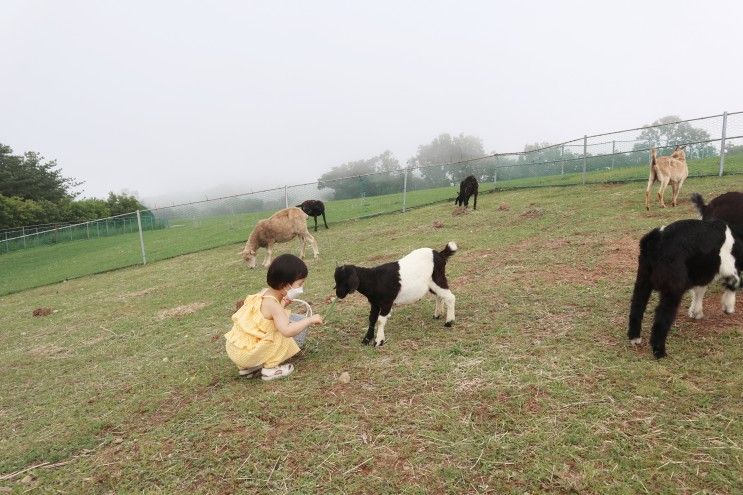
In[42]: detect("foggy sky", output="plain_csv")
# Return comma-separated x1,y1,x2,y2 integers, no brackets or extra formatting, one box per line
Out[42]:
2,0,742,205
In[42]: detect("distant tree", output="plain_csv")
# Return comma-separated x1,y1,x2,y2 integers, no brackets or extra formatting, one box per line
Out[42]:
106,192,146,216
318,151,402,199
0,143,82,201
409,133,486,187
633,116,715,159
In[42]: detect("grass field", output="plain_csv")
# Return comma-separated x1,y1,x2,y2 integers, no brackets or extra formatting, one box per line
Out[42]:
2,176,743,493
2,153,743,297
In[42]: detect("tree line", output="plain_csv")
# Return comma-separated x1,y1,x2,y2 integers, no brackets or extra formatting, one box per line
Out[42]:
316,115,718,199
0,143,145,230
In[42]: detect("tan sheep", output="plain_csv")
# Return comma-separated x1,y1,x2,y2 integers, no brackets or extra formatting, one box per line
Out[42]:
645,145,688,210
240,207,319,268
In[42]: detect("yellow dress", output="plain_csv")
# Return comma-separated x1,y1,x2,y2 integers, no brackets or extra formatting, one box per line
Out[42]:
224,290,300,369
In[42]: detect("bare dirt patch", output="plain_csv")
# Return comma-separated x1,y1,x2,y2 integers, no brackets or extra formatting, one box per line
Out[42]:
520,208,543,220
28,344,71,359
119,287,157,299
452,206,467,216
498,202,510,211
32,307,53,317
156,302,209,320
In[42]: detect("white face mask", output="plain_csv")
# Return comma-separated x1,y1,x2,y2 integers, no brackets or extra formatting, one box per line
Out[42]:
286,286,304,300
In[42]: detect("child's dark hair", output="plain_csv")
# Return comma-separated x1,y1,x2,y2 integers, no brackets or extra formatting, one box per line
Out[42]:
267,254,308,289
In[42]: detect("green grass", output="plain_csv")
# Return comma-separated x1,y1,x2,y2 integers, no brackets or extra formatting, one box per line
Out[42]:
3,153,742,296
2,175,743,493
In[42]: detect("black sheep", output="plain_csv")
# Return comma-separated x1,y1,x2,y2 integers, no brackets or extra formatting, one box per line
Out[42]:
628,219,743,358
296,199,328,232
454,175,478,210
691,191,743,227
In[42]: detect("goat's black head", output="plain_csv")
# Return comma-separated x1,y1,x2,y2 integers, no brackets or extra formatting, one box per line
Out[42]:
334,265,359,299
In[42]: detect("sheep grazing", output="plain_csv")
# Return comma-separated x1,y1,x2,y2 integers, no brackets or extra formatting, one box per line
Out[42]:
691,191,743,227
644,146,688,210
455,175,478,210
240,207,319,268
628,219,743,358
334,242,458,346
296,199,328,232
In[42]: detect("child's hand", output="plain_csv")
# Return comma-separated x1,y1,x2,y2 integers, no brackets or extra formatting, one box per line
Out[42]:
281,296,291,307
309,314,324,325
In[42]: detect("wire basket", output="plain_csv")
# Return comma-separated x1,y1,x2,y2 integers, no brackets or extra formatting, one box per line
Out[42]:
288,298,312,347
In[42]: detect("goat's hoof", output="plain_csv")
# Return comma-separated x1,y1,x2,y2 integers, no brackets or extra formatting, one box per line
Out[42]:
629,337,642,345
374,339,385,347
433,315,441,320
652,347,667,359
444,320,454,327
723,308,735,315
362,337,373,345
688,309,704,320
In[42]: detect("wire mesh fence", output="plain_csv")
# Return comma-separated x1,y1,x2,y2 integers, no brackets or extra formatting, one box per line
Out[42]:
2,111,742,295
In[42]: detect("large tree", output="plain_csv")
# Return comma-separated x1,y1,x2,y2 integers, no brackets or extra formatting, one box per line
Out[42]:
0,143,82,201
633,116,716,159
408,133,486,187
318,151,402,199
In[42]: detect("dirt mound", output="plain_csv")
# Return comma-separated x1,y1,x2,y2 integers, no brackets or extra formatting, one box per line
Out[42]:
157,302,209,320
32,307,53,317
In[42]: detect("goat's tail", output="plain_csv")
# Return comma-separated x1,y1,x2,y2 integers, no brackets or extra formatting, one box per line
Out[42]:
690,193,707,218
628,228,660,342
439,241,458,260
650,148,657,167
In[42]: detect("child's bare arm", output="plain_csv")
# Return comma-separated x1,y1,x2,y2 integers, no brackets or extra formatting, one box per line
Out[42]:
265,299,323,337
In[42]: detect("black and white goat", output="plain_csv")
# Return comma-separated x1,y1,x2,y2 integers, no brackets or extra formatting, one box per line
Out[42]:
455,175,478,210
628,219,743,358
334,242,458,346
691,191,743,227
296,199,328,232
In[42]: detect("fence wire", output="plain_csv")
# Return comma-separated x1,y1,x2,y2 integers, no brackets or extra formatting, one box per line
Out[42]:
2,111,742,295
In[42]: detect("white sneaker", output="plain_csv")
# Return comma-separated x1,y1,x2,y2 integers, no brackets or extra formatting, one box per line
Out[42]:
261,363,294,381
238,366,262,378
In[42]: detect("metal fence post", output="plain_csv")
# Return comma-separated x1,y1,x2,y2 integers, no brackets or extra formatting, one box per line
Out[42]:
582,135,587,185
284,185,289,208
560,146,564,175
611,140,616,170
86,221,90,239
3,232,7,253
22,226,26,248
136,210,147,265
402,167,408,213
493,156,498,186
719,111,728,176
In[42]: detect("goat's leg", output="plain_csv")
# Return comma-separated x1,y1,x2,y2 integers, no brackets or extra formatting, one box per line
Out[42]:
374,303,393,347
304,233,319,259
645,170,655,210
688,286,707,319
262,245,273,267
473,191,478,210
722,289,736,314
658,179,670,208
364,304,380,345
298,236,306,259
322,211,328,229
628,263,653,344
649,291,683,359
673,178,686,207
429,282,455,327
433,295,442,319
313,215,318,232
670,181,679,207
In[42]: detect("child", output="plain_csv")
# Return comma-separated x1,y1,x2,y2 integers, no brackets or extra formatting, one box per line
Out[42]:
225,254,323,381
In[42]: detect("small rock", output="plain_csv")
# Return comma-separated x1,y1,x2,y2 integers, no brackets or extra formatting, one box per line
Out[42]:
338,372,351,384
113,437,124,444
162,357,169,363
20,475,34,484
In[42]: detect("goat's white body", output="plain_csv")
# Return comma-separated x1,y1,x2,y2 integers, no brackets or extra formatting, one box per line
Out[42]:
687,227,739,318
394,248,435,305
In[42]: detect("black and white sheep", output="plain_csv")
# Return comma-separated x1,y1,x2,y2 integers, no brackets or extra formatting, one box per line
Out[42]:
334,242,458,346
455,175,478,210
628,219,743,358
296,199,328,232
691,191,743,227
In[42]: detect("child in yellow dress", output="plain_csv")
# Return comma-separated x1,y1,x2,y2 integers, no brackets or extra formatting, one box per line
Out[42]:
225,254,323,381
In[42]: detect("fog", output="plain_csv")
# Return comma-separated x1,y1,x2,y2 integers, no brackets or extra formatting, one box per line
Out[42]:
2,0,741,206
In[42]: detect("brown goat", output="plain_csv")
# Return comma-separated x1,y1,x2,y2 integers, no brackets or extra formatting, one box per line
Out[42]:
240,207,319,268
645,145,688,210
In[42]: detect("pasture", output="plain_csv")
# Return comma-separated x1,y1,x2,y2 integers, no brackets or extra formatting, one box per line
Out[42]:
2,176,743,493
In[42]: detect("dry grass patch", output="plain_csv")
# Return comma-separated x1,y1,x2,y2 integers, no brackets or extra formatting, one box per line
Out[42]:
156,302,209,320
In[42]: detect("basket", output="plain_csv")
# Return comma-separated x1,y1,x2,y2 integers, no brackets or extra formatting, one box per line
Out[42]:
288,298,312,347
